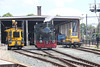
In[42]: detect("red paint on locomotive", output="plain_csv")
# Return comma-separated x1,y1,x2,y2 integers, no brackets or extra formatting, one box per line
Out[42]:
36,41,57,48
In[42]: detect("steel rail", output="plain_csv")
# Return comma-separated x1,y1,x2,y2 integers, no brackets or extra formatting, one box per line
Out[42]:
22,49,77,67
22,49,94,67
42,50,93,67
13,50,66,67
52,49,100,67
80,47,100,52
75,48,100,55
42,50,53,56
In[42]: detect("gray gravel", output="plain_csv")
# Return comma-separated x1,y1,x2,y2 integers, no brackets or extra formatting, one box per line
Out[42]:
10,51,56,67
55,47,100,64
1,45,100,67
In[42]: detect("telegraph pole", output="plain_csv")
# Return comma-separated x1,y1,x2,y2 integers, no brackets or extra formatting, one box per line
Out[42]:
98,13,100,33
90,0,100,48
90,0,100,33
85,14,88,45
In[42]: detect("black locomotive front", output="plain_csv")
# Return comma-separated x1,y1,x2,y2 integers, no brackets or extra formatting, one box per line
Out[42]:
34,23,57,49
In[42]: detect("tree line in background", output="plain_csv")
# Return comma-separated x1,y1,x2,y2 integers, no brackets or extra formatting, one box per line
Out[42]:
2,12,35,17
1,12,60,17
80,23,99,40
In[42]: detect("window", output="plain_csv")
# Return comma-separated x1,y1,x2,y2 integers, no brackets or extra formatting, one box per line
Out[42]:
72,33,77,36
72,22,77,32
13,32,19,37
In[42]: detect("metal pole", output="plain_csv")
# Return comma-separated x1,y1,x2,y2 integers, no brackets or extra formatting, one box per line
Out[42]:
86,14,88,44
99,13,100,33
94,0,96,13
26,20,28,46
52,20,54,25
0,21,1,45
22,20,24,40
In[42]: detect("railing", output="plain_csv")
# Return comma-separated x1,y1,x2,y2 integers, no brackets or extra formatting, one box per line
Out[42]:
81,39,100,45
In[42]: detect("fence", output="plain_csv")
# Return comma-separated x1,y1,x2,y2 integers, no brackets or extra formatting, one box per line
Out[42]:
81,39,100,45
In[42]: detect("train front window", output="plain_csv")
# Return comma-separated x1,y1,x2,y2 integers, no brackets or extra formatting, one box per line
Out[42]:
40,32,55,41
72,33,77,36
13,32,20,37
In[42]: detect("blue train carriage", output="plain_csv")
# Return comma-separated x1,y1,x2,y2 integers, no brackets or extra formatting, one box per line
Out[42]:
5,27,24,50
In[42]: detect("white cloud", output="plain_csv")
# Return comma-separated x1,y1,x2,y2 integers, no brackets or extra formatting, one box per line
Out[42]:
22,0,39,6
47,0,76,7
64,0,76,2
43,7,85,16
0,0,39,16
55,1,65,7
49,0,76,3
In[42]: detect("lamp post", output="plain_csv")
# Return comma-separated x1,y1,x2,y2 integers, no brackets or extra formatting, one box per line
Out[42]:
90,0,100,48
82,24,84,40
90,0,100,33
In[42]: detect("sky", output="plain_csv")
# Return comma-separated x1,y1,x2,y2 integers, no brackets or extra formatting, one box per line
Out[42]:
0,0,100,26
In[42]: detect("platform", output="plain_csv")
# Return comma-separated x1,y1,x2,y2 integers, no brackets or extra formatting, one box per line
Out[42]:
0,59,25,67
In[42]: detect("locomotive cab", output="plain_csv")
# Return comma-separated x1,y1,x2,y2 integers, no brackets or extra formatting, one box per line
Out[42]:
5,28,24,50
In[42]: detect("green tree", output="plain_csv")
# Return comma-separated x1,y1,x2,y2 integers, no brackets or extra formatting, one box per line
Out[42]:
27,14,34,16
56,14,60,16
96,24,99,33
80,23,86,34
2,12,13,17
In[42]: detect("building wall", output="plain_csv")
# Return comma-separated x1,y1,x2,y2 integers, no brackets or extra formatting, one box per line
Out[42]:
0,18,80,45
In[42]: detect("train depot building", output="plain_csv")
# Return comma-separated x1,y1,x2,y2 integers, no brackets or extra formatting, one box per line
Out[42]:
0,16,81,46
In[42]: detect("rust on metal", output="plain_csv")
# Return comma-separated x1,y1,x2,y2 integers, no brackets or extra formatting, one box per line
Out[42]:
13,50,66,67
52,49,100,67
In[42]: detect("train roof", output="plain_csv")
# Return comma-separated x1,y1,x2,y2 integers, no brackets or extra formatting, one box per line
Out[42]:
5,28,23,32
0,15,81,20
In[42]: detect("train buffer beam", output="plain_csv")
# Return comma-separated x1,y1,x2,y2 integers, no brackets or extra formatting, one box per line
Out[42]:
64,42,82,48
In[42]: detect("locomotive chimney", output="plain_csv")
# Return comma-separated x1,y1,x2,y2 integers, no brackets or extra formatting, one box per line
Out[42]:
37,6,41,16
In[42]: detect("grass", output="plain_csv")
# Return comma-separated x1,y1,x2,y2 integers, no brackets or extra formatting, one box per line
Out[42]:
94,46,100,49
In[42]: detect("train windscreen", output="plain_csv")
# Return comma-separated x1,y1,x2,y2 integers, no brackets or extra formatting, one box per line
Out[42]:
72,33,77,36
40,32,55,41
13,32,20,37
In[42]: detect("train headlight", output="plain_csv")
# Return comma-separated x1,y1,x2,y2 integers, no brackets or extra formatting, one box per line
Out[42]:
39,40,42,43
52,40,55,43
9,40,12,44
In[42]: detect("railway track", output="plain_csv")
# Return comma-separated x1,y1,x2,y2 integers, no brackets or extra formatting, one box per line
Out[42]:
52,49,100,67
75,47,100,55
13,50,68,67
42,50,93,67
13,49,100,67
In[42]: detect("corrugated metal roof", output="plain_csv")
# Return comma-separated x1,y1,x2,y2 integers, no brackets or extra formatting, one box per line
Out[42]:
0,15,81,20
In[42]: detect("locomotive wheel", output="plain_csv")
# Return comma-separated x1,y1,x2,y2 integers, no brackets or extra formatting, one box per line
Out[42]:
66,45,71,48
8,46,11,50
17,47,22,50
37,48,41,50
47,48,52,50
65,45,68,48
78,44,81,47
68,45,71,48
73,44,76,48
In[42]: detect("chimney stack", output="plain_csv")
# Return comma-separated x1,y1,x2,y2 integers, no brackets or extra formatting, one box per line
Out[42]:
37,6,41,16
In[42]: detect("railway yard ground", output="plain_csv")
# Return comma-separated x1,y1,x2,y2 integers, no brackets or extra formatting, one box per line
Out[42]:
0,44,100,67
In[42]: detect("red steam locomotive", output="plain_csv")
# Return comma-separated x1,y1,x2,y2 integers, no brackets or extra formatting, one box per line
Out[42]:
34,22,57,49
